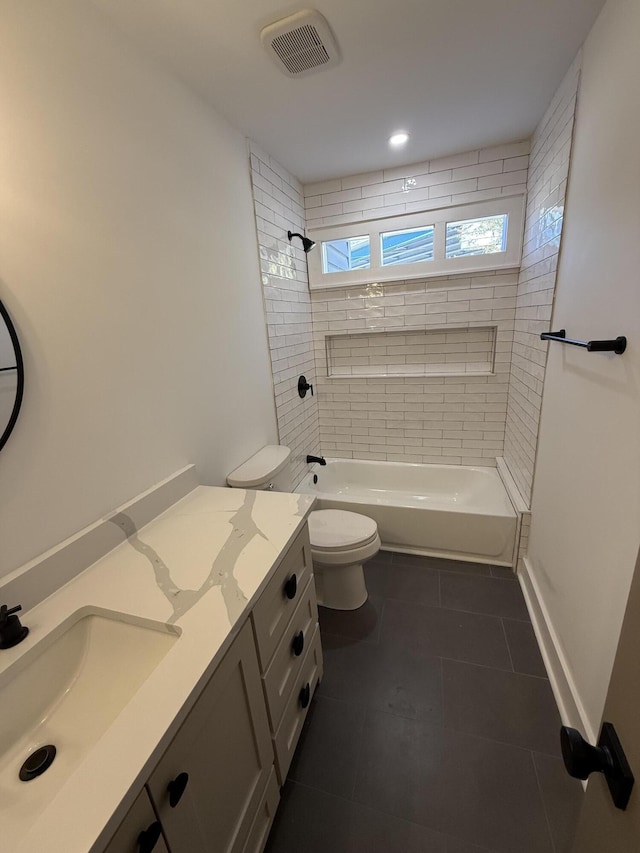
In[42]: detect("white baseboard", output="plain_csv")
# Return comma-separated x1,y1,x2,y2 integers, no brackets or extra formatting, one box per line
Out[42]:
518,555,596,744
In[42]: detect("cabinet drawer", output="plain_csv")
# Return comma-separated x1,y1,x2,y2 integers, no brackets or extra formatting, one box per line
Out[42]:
273,626,323,784
251,525,312,670
263,577,318,731
241,768,279,853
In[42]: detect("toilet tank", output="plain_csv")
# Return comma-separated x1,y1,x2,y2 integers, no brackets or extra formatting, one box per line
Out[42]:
226,445,293,492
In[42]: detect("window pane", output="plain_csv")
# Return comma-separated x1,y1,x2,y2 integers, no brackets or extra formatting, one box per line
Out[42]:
445,214,508,258
322,237,370,273
381,226,434,266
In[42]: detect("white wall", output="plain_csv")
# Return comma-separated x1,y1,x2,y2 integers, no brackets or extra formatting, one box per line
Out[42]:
525,0,640,737
248,143,320,487
0,0,277,577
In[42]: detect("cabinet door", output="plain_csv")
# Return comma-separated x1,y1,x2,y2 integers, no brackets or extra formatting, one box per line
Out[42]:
147,619,275,853
103,789,169,853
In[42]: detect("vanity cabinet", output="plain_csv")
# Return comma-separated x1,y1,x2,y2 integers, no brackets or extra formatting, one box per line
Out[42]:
102,522,322,853
146,619,274,853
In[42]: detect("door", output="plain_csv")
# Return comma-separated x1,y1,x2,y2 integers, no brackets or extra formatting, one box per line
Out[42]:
570,546,640,851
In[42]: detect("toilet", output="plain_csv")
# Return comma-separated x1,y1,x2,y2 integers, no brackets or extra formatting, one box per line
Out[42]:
227,446,381,610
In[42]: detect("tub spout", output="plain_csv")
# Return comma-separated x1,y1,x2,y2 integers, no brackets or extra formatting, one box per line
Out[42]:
306,455,326,466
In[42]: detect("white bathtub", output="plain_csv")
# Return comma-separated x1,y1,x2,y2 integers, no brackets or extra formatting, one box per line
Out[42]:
296,459,518,566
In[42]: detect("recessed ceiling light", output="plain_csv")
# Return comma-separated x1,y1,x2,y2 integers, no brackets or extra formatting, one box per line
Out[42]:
389,131,410,148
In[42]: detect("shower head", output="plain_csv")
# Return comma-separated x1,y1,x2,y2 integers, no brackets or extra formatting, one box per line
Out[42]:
287,230,316,253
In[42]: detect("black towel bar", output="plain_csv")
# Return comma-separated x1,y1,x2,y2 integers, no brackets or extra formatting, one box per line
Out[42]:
540,329,626,355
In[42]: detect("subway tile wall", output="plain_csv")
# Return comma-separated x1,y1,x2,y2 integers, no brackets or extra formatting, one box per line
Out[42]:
503,54,582,504
304,142,530,228
311,271,518,465
303,142,529,466
248,141,320,488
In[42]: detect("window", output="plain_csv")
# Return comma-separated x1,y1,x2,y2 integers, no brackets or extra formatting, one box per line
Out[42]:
445,214,508,259
321,236,370,273
307,195,525,291
381,226,434,266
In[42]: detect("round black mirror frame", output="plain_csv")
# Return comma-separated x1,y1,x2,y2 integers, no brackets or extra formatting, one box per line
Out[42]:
0,299,24,453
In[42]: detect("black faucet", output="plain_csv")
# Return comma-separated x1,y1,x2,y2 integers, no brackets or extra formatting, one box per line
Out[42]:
306,455,326,466
0,604,29,649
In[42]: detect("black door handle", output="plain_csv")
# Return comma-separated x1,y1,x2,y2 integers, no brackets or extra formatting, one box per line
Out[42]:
561,724,634,809
137,821,162,853
167,771,189,808
299,682,311,709
291,630,305,657
283,574,297,600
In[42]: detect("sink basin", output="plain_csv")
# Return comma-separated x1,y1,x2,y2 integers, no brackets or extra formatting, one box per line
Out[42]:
0,608,179,841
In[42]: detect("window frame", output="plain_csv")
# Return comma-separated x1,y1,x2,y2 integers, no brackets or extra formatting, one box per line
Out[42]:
307,194,525,291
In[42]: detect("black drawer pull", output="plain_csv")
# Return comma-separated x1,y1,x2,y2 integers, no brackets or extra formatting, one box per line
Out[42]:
283,574,297,600
292,630,305,657
137,821,162,853
167,771,189,808
299,682,311,709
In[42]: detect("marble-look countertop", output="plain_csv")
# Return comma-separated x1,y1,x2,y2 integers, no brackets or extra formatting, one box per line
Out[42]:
0,485,315,853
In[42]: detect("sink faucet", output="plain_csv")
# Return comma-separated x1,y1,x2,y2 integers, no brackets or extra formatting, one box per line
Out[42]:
306,455,326,466
0,604,29,649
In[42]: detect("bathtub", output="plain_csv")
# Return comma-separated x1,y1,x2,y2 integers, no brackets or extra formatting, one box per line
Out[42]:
296,459,518,566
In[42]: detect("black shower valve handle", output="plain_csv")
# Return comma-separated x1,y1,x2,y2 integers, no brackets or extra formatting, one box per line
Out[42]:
298,375,314,398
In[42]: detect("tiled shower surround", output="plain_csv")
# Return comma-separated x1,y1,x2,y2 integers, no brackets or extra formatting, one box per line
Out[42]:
249,141,320,488
249,55,580,497
303,141,530,468
503,55,581,504
310,271,517,466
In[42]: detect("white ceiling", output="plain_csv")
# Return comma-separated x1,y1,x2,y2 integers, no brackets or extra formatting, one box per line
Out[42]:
93,0,605,184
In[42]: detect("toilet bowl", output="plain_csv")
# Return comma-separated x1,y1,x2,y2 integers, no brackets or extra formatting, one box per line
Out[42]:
307,509,380,610
226,446,380,610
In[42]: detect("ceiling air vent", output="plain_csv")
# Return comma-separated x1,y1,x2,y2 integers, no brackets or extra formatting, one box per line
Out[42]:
260,9,340,78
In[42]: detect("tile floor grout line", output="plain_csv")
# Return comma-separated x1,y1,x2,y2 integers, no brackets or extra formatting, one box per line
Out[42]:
500,617,516,673
439,654,551,681
377,593,531,624
287,778,472,851
279,779,498,853
366,704,561,760
530,749,560,853
348,705,370,802
439,655,446,732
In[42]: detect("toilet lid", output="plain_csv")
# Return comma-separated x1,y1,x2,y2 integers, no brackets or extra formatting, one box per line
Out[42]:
308,509,378,551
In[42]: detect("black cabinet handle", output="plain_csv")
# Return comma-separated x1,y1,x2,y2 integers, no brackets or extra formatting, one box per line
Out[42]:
283,574,297,600
167,771,189,808
299,683,311,709
137,821,162,853
291,630,305,657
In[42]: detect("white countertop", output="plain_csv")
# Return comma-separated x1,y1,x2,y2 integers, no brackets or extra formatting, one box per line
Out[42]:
0,485,315,853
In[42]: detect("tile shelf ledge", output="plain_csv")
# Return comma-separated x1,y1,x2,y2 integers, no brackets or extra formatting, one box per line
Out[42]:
327,370,496,380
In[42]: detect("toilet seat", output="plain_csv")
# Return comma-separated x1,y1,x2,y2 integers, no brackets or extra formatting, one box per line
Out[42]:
308,509,378,552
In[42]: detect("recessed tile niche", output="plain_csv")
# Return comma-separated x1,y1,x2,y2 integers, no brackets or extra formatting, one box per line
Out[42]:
326,326,497,378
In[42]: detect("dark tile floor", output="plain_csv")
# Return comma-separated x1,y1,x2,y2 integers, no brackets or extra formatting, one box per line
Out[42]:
265,551,583,853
